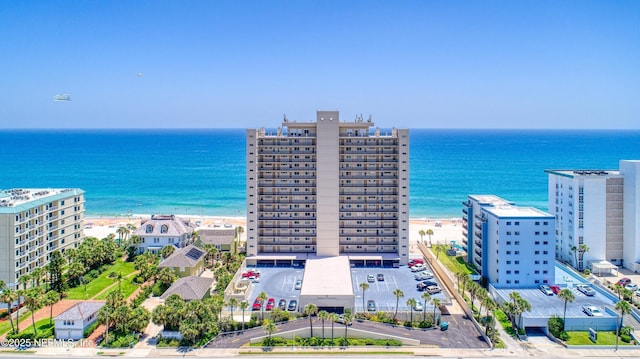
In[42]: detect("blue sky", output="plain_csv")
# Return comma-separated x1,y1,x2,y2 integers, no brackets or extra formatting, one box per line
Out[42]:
1,1,638,129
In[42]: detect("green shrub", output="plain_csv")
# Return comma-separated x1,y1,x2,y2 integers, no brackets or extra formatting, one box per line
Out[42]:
621,334,631,343
83,321,100,338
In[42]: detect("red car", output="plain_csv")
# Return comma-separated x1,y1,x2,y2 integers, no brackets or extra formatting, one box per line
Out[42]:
408,259,424,267
242,270,261,278
266,298,275,311
252,297,263,311
549,285,561,294
616,277,631,286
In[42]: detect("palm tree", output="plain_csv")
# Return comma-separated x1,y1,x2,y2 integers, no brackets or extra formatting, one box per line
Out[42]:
406,298,417,324
359,282,369,312
330,313,339,343
43,290,60,325
615,300,632,350
418,229,426,243
24,288,43,336
342,309,352,345
468,281,480,312
426,229,434,246
432,298,441,325
434,245,444,260
304,303,318,337
258,291,268,322
558,289,575,330
577,244,589,271
421,292,431,322
31,267,44,287
318,310,329,339
108,271,124,293
0,287,18,334
161,245,176,259
239,300,249,330
393,289,404,321
263,319,277,346
228,297,238,322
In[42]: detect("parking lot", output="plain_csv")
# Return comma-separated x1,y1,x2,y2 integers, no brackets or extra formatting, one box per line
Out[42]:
244,259,449,314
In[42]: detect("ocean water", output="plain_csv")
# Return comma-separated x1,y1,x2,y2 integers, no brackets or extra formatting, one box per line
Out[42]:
2,129,640,219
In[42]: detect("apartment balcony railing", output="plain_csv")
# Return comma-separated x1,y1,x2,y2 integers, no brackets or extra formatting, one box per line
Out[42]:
257,182,316,188
474,239,482,248
462,208,468,215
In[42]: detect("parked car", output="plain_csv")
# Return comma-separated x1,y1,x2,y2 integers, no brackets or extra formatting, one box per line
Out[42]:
539,285,554,296
414,272,434,281
635,289,640,297
576,284,596,296
252,297,263,311
624,283,638,291
266,298,275,311
422,280,438,287
367,300,376,311
242,270,260,278
616,277,631,286
367,274,375,283
278,299,287,310
549,285,561,294
336,314,352,326
288,300,298,311
416,282,428,291
582,305,603,317
377,273,385,281
411,264,426,272
426,285,442,294
294,279,302,290
408,259,424,267
413,301,424,311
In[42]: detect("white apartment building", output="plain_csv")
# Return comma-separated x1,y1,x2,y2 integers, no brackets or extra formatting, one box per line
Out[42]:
462,195,555,287
132,214,196,255
246,110,410,266
0,188,85,288
546,160,640,272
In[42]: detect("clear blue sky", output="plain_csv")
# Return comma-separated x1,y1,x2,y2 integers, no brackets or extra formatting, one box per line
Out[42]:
1,1,638,129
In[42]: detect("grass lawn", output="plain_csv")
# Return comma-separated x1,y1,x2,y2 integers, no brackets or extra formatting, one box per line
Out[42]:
0,311,32,335
566,331,630,346
19,317,54,337
95,277,138,300
66,260,136,300
432,245,477,275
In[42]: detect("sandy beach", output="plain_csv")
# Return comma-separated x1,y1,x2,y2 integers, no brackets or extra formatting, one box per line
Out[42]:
84,214,464,255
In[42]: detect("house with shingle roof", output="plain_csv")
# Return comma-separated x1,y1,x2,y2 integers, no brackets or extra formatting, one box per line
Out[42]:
55,301,105,340
158,244,206,277
133,214,196,255
198,228,238,254
160,276,214,301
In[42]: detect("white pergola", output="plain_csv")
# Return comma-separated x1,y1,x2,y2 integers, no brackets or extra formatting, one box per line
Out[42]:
591,260,618,276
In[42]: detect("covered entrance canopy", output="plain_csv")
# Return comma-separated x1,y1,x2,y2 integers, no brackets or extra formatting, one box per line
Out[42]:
591,261,618,276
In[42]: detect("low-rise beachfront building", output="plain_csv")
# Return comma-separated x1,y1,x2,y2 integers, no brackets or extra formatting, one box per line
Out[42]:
546,160,640,272
245,110,410,267
160,276,214,301
462,195,555,287
132,214,196,255
0,188,85,289
55,301,104,340
158,244,206,278
198,228,236,254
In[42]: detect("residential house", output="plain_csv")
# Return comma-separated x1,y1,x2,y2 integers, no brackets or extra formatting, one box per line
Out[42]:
132,214,195,255
158,244,206,278
55,301,104,340
160,276,214,301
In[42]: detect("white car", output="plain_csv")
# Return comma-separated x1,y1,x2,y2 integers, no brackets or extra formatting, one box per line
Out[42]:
539,285,554,296
635,289,640,297
411,264,426,272
582,305,603,317
414,272,434,281
624,283,638,291
413,301,424,311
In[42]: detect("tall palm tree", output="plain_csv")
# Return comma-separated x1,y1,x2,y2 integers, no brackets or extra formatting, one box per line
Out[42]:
426,229,434,246
304,303,318,337
359,282,369,312
393,289,404,321
406,298,417,324
239,300,249,330
24,288,43,336
615,300,632,350
263,319,277,346
432,298,441,325
228,297,238,322
577,244,589,271
318,310,329,339
342,310,352,345
418,229,426,243
468,281,480,312
0,287,18,334
557,289,575,330
330,313,339,343
421,292,431,322
258,291,268,322
43,290,60,326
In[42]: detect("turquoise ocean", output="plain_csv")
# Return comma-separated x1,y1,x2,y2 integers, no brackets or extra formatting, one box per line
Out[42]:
2,129,640,219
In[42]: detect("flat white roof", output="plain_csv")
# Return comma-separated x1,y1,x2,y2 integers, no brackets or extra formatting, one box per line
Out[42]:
469,194,514,206
301,256,353,296
484,205,553,218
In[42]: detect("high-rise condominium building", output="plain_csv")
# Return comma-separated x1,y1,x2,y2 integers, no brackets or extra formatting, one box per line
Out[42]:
463,195,555,287
0,188,85,288
546,160,640,272
246,110,410,266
